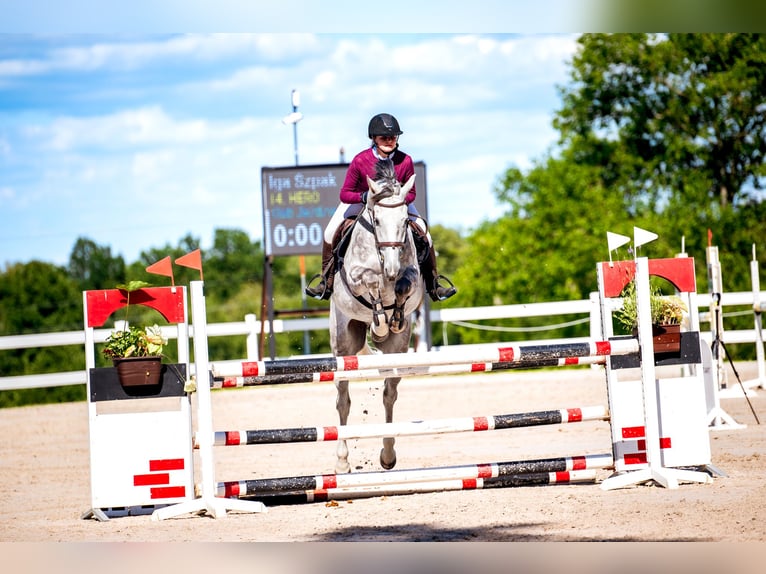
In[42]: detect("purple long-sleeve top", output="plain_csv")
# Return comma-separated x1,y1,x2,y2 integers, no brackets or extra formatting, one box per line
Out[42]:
339,147,417,204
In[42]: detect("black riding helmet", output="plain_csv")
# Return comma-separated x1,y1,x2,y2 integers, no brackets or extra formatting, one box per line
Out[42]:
368,113,403,138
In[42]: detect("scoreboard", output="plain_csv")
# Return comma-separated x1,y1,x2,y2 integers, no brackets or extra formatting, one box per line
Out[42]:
261,162,428,256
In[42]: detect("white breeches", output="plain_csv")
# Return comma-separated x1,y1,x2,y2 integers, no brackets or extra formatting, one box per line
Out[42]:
324,203,431,246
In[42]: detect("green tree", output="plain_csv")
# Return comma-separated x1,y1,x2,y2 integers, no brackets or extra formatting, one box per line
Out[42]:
447,154,641,345
68,237,126,291
0,261,82,335
431,224,466,280
455,33,766,350
0,261,85,406
556,33,766,210
205,228,265,300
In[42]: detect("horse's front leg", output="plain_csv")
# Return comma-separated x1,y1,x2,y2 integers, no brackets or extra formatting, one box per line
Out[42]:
335,379,351,474
390,265,419,333
380,376,401,470
367,286,390,341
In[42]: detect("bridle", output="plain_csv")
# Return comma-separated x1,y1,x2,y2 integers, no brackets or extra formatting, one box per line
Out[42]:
358,197,409,253
341,194,412,317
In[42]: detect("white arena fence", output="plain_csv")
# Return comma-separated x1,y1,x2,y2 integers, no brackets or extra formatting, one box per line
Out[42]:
1,290,765,392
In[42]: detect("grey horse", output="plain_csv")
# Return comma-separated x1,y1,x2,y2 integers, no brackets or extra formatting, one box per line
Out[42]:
329,160,424,473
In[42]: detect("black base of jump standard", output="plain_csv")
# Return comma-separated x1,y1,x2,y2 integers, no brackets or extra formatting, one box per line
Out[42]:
89,364,187,402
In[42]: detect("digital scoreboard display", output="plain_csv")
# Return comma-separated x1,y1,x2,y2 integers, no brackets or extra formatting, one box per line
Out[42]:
261,162,427,256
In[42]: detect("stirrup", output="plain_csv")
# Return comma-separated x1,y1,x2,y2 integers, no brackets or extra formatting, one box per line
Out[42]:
305,273,330,300
430,275,457,302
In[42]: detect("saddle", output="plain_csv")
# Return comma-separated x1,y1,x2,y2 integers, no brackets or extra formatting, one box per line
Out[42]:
332,217,357,275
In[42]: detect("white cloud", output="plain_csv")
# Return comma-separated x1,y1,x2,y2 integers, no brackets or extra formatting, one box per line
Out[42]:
132,149,177,179
27,106,270,152
1,33,578,265
0,186,15,201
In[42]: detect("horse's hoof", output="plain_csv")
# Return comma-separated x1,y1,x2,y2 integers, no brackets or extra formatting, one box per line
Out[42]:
380,449,397,470
335,461,351,474
371,329,388,343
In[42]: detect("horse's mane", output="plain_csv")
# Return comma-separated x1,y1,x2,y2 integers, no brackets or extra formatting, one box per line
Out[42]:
371,159,397,202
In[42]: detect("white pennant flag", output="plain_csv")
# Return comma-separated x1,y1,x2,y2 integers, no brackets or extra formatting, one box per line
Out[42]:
633,226,658,248
606,231,631,253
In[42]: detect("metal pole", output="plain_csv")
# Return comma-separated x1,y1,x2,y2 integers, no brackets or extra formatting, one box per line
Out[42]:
289,89,311,355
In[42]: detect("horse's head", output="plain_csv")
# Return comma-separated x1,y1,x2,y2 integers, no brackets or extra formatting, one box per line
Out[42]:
365,161,416,281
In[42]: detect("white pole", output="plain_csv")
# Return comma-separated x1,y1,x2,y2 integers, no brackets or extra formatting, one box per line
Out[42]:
152,281,266,520
750,245,765,390
634,257,664,477
706,245,727,389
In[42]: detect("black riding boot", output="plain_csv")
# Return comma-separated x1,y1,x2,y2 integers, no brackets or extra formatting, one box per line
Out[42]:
421,244,457,302
305,240,335,300
410,223,457,302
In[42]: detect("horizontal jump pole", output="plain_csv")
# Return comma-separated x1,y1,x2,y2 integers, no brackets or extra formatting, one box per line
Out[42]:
217,453,613,497
205,405,609,447
210,339,638,379
211,355,606,388
232,470,598,505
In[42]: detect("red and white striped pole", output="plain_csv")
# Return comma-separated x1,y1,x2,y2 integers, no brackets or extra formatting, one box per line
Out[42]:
210,339,637,379
233,470,599,505
212,355,606,388
217,453,613,497
206,405,608,447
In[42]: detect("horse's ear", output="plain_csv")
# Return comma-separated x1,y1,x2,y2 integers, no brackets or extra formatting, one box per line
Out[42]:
401,173,416,196
366,176,381,197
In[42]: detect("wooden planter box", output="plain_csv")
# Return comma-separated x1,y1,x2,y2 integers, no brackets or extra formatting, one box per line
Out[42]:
113,356,162,387
650,323,682,353
632,323,682,354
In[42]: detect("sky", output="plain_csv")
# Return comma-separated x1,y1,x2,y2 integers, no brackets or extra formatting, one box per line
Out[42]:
0,2,761,268
0,0,604,269
0,31,581,267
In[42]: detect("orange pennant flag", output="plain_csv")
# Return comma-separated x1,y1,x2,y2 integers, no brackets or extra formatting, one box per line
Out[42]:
145,256,175,286
175,249,203,280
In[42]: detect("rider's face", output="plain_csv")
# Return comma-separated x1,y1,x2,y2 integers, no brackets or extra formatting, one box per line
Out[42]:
374,135,398,154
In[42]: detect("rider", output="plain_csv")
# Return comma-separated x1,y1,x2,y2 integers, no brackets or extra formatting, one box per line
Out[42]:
305,113,457,303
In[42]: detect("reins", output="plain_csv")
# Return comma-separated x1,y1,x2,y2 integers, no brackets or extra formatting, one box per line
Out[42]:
340,197,411,312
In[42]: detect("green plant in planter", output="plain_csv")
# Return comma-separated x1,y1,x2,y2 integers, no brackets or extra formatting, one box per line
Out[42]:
614,280,687,332
101,280,167,360
102,324,166,359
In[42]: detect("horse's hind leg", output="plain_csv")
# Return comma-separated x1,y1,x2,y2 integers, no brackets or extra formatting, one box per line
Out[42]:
335,379,351,474
380,376,400,470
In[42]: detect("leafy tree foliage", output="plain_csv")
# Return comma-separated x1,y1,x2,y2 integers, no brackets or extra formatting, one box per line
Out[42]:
0,261,86,406
205,228,266,300
449,33,766,348
431,224,466,279
555,33,766,210
446,155,633,345
68,237,126,291
0,261,82,335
